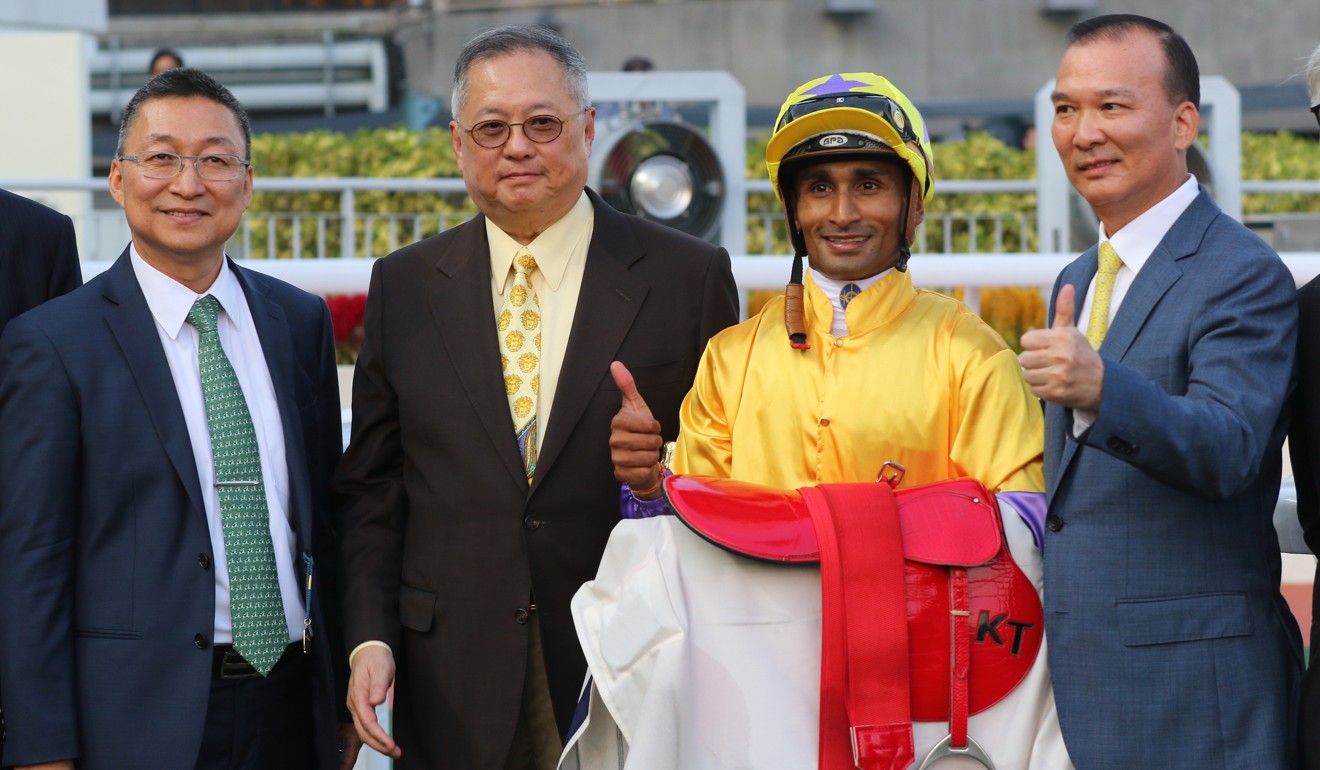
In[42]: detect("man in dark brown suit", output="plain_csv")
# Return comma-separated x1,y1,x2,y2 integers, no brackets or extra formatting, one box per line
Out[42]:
336,24,738,770
1287,40,1320,770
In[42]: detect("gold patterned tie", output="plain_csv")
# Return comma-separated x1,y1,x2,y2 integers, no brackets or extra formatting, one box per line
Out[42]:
1085,242,1124,349
499,249,541,482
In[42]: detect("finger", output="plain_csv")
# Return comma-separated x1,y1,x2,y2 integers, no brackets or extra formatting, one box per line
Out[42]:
348,670,398,757
1018,328,1049,353
610,360,651,417
1052,284,1077,330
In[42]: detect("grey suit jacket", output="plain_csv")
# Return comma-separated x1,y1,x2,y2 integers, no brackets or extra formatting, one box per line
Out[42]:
1041,189,1302,769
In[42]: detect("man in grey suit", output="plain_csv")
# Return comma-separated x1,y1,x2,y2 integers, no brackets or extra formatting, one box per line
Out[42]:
1019,14,1302,768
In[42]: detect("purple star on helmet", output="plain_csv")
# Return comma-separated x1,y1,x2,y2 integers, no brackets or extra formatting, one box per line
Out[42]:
801,74,872,96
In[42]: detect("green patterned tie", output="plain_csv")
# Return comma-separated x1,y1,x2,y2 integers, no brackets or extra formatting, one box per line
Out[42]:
186,295,287,676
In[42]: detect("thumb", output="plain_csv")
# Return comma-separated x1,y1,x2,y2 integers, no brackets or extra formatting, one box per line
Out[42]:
610,360,652,417
1052,284,1078,330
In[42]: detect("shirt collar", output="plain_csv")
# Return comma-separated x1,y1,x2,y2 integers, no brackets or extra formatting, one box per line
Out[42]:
1098,175,1198,273
809,267,891,336
488,191,593,294
129,245,248,339
804,265,913,338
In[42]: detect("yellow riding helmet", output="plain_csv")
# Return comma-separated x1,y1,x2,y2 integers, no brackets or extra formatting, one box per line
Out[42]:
766,72,934,204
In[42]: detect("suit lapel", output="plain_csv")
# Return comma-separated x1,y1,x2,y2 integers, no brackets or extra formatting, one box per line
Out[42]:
1094,191,1214,363
234,261,314,545
534,193,647,490
101,250,207,518
1054,190,1213,488
427,218,528,489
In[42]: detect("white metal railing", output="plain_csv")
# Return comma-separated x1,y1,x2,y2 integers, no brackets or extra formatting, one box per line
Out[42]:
4,177,1318,266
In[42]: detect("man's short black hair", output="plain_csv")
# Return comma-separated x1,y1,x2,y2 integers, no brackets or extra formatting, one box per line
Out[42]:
1067,14,1200,110
117,67,252,160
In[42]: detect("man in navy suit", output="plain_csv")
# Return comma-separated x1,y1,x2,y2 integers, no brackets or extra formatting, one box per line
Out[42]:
0,188,82,339
0,68,359,770
1020,14,1302,768
0,182,83,770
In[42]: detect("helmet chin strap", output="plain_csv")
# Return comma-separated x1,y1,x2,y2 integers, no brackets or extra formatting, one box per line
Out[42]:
785,238,810,350
893,172,915,273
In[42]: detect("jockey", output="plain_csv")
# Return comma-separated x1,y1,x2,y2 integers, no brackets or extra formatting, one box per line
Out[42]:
567,72,1070,770
617,70,1045,519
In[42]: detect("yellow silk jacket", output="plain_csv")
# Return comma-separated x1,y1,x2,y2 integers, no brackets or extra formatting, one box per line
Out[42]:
673,269,1044,493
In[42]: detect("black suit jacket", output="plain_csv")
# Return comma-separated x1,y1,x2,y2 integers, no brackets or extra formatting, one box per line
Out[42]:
0,252,348,769
1290,276,1320,769
0,188,82,338
336,190,739,768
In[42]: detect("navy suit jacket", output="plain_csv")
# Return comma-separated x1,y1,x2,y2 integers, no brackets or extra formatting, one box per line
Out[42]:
0,251,348,769
1042,189,1302,769
0,188,82,338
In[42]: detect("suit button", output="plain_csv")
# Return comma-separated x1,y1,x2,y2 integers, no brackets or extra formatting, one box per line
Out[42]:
198,553,211,570
523,515,542,531
514,608,530,625
1046,514,1064,532
819,417,831,427
194,633,209,649
1106,436,1137,455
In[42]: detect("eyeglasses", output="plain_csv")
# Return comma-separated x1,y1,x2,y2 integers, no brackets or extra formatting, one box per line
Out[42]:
777,93,919,146
459,110,587,149
116,151,250,181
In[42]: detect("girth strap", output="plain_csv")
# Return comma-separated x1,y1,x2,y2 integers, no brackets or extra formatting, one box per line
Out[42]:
803,484,914,770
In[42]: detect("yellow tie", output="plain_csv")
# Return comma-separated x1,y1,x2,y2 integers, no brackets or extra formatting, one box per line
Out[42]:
499,249,541,482
1086,242,1123,349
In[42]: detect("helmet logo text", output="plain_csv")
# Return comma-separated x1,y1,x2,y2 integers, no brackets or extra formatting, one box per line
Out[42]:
819,134,849,148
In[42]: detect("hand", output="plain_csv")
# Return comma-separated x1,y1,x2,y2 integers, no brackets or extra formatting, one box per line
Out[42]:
608,361,664,499
346,645,401,759
1018,284,1105,411
338,721,365,770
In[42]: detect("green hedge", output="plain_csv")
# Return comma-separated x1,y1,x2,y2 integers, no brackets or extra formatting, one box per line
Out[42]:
245,126,1320,259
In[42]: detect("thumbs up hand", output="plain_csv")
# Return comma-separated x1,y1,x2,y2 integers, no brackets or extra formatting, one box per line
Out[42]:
1018,284,1105,410
609,361,665,499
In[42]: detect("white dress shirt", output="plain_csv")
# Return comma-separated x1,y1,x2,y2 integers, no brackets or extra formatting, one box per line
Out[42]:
1073,175,1199,434
130,247,302,643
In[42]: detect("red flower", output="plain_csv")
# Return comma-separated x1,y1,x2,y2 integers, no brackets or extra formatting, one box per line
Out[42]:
326,293,368,345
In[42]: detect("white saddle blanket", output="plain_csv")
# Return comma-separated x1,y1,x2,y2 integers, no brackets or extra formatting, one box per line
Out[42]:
560,501,1073,770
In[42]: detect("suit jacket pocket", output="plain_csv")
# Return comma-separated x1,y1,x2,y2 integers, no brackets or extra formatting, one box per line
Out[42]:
74,626,143,640
399,583,437,633
1117,592,1250,646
